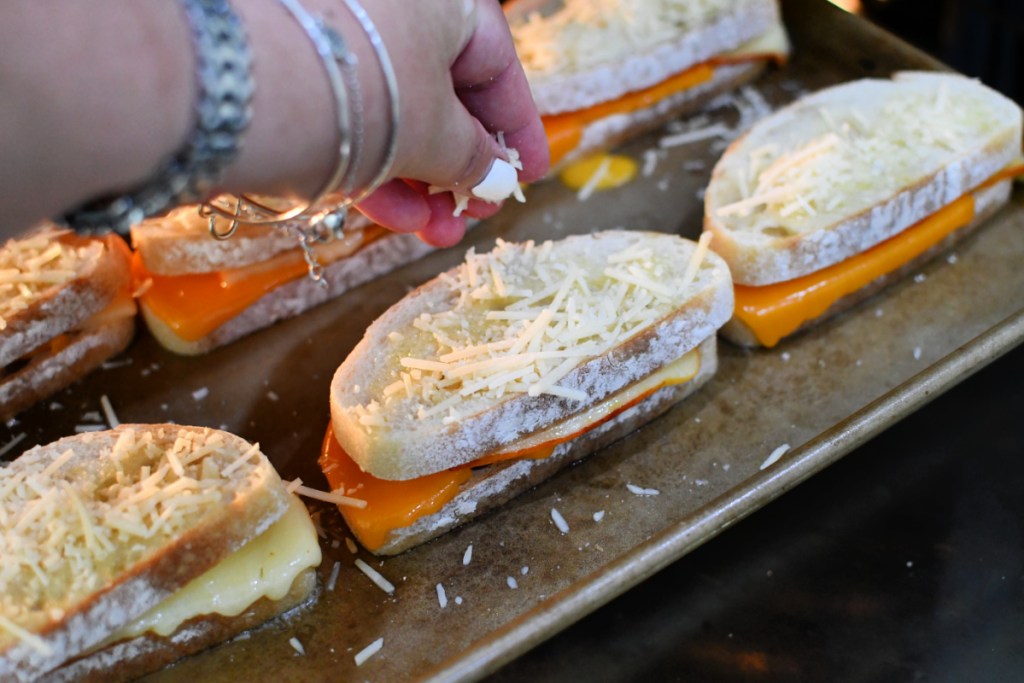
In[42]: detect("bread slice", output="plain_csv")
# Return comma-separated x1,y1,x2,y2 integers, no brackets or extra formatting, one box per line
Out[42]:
0,425,292,682
704,71,1023,286
132,207,435,355
555,60,768,169
331,230,733,481
0,229,131,368
369,335,718,555
508,0,782,116
720,179,1013,346
44,567,316,683
0,315,134,418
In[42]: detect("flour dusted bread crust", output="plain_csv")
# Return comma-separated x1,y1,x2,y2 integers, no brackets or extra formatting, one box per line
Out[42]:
44,568,317,683
0,316,134,418
132,207,435,355
704,71,1023,286
508,0,781,116
331,230,733,482
0,229,135,417
371,336,718,555
0,425,291,682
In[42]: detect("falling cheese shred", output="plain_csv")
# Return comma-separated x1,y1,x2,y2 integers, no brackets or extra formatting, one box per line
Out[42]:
358,233,714,429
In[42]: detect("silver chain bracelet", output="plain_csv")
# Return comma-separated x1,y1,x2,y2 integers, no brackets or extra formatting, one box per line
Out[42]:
62,0,253,236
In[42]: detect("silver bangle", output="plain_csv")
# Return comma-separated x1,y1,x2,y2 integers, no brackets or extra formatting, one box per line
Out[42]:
204,0,361,230
203,0,399,239
63,0,253,236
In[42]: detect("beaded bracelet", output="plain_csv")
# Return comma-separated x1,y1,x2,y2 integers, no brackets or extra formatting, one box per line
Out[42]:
62,0,253,236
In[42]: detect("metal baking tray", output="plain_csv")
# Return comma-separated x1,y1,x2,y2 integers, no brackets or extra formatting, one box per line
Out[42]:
5,0,1023,680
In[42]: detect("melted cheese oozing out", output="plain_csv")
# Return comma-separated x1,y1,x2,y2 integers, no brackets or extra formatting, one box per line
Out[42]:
321,349,700,551
734,195,976,347
560,154,639,193
109,495,321,640
133,228,383,342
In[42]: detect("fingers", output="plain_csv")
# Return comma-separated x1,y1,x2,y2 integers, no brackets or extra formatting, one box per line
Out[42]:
451,0,550,184
357,181,470,248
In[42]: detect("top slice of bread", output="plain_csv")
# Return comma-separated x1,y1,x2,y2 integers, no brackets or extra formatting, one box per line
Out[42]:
132,204,375,276
0,424,290,681
507,0,781,115
704,71,1024,286
331,230,733,481
0,228,131,367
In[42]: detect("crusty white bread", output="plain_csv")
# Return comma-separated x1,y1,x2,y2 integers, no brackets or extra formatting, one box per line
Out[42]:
331,230,733,481
370,335,718,555
0,229,131,368
0,425,292,682
0,315,134,418
720,180,1013,346
132,207,435,355
704,71,1023,286
508,0,782,116
44,568,318,683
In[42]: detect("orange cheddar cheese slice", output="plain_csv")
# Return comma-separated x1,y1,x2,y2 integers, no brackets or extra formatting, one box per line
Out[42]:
732,165,1024,347
320,348,701,552
544,63,715,168
132,228,383,342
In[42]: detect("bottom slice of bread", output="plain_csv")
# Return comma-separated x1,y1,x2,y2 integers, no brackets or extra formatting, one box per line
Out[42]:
371,336,718,555
721,180,1012,348
0,316,134,418
43,568,318,683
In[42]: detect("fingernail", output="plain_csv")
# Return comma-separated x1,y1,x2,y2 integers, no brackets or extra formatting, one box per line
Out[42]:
471,159,518,203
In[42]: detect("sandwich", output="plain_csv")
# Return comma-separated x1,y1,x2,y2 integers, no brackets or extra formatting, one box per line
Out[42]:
506,0,790,170
703,71,1024,348
0,424,322,682
320,230,733,555
130,203,436,355
0,227,135,418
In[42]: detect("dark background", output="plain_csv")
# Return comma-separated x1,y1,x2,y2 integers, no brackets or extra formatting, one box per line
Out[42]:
863,0,1024,101
488,2,1024,680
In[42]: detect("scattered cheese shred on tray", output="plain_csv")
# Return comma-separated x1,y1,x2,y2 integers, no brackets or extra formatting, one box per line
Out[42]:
354,559,395,595
550,507,570,534
760,443,791,470
355,637,384,667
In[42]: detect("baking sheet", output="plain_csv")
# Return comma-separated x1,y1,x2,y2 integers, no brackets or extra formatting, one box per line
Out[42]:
5,0,1024,680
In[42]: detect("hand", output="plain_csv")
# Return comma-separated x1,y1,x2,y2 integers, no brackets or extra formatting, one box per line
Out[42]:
351,0,550,247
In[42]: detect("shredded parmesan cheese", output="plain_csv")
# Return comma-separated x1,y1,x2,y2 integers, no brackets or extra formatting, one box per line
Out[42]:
354,637,384,667
354,559,395,595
